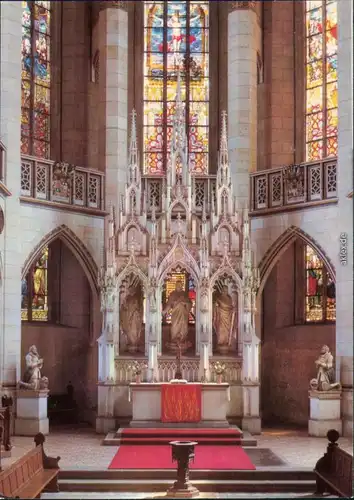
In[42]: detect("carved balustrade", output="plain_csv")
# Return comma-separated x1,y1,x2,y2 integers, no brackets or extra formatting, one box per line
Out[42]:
250,158,337,214
142,175,217,213
114,357,242,384
20,155,105,212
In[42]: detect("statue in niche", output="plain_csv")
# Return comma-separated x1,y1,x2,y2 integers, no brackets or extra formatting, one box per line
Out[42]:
19,345,49,391
163,280,192,352
120,278,144,353
213,286,237,354
310,345,341,391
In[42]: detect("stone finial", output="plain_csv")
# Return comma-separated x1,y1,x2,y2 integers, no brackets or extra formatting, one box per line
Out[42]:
228,1,256,12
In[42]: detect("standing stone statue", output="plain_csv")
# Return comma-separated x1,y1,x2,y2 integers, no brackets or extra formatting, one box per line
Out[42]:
120,283,144,353
213,286,236,354
310,345,340,391
163,281,192,351
19,345,49,390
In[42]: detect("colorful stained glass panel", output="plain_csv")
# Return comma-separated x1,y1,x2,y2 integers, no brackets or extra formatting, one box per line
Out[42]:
190,102,209,126
34,85,50,113
306,112,323,141
326,136,337,157
305,245,335,322
307,0,323,10
34,3,50,34
33,111,50,141
144,101,164,126
306,86,323,113
308,34,323,61
306,60,323,88
326,81,337,109
307,140,323,160
144,152,164,175
326,108,338,136
306,9,323,37
326,55,337,82
144,126,163,151
22,80,31,108
190,152,208,174
189,127,208,153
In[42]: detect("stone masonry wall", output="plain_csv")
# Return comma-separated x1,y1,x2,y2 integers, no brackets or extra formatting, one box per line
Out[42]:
261,243,335,426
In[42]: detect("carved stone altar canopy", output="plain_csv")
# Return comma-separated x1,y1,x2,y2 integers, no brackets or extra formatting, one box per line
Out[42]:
98,71,260,387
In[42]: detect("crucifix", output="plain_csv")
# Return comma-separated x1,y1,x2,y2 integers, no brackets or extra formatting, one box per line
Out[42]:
175,342,183,380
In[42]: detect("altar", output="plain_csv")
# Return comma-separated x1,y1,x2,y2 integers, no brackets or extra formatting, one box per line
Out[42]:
129,383,231,427
96,92,262,435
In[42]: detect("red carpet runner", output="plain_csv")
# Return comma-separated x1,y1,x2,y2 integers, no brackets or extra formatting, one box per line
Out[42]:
108,444,255,470
108,428,255,470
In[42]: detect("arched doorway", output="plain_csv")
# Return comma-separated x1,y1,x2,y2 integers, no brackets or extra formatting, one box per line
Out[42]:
259,237,336,427
21,236,99,426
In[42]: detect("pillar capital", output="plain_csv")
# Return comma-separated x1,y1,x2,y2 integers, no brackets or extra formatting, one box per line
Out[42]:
99,1,128,12
228,1,256,13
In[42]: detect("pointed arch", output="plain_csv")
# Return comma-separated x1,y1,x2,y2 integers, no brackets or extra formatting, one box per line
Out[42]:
21,225,100,295
258,226,335,295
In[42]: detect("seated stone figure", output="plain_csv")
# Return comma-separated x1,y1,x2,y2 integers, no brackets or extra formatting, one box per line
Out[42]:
18,345,49,391
310,345,341,391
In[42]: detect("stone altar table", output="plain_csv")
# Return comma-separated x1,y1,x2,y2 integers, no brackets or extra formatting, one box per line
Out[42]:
128,383,231,427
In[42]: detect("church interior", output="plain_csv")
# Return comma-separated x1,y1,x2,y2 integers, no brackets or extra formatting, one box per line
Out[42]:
0,0,352,498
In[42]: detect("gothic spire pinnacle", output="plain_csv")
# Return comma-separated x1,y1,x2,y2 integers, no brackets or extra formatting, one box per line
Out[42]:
128,109,139,170
220,110,229,165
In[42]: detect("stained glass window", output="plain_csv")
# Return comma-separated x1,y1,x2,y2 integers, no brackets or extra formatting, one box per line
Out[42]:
163,272,196,324
21,1,51,159
305,245,336,322
21,247,49,321
143,1,209,175
305,0,337,161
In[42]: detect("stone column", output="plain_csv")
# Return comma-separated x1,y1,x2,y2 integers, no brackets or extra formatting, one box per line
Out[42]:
228,1,261,206
0,2,22,391
336,0,353,437
97,1,129,208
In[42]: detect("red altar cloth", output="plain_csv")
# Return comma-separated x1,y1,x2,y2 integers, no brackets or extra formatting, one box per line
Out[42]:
161,384,201,423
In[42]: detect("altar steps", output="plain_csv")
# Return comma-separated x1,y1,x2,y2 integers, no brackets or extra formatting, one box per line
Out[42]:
103,426,258,447
58,468,316,494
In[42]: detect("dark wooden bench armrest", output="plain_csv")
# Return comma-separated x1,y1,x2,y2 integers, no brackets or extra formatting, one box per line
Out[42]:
14,470,59,499
314,470,347,497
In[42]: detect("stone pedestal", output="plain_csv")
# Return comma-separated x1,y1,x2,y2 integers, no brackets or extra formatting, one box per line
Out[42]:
242,383,261,435
96,383,117,434
308,390,342,437
15,390,49,436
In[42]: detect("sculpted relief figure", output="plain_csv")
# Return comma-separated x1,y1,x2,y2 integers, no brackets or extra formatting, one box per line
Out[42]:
213,286,236,354
19,345,49,391
310,345,341,391
162,281,192,351
120,282,144,353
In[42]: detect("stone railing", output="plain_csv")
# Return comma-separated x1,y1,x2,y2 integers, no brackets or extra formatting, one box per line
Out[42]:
250,158,337,214
115,357,242,384
142,174,217,213
20,155,105,212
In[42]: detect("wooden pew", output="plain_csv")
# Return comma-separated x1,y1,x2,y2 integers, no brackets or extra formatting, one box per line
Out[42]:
0,433,60,499
314,429,353,498
0,406,12,453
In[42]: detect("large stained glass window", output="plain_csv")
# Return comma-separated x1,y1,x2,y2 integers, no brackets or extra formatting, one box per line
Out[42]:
305,0,337,161
305,245,336,322
21,1,51,159
143,1,209,175
21,247,49,321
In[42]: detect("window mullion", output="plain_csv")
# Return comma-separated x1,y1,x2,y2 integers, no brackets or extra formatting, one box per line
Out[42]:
163,0,168,171
322,0,327,158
